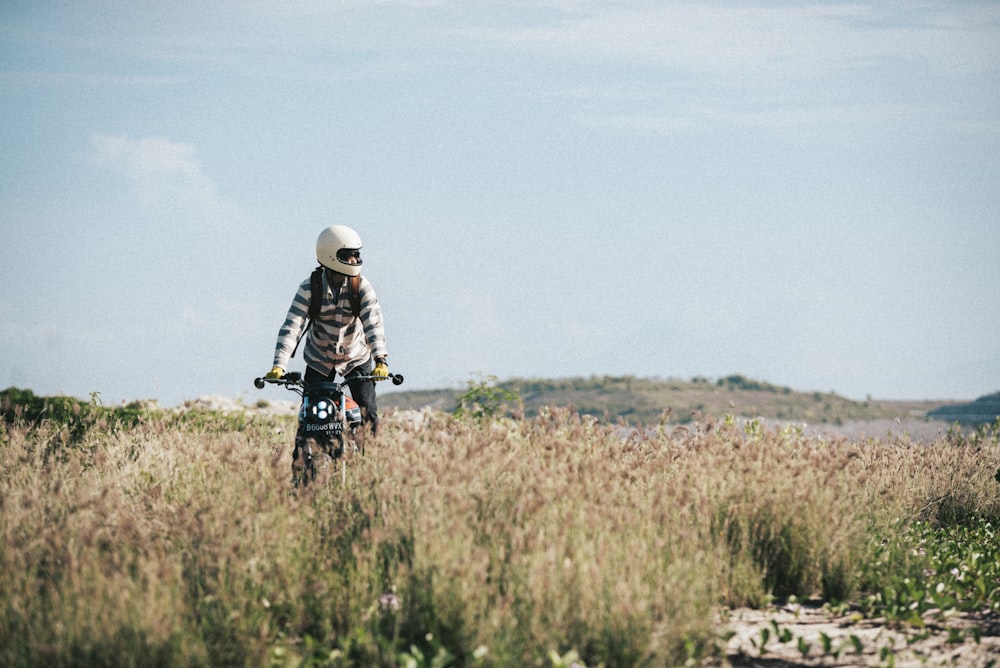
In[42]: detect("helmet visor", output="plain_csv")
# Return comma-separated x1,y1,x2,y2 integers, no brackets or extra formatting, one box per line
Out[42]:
336,249,361,264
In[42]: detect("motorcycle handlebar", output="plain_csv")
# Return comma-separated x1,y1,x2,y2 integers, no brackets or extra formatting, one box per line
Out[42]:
254,372,403,389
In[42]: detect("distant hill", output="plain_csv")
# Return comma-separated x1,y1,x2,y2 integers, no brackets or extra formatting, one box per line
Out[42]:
4,376,981,430
926,392,1000,425
381,374,953,426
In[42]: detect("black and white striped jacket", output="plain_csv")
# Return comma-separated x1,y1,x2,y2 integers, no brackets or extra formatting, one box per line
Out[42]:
272,271,387,377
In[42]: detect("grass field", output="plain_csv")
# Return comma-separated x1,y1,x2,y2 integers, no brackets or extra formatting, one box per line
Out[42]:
1,391,999,667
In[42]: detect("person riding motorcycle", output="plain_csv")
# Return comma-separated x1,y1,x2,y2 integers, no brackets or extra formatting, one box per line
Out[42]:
264,225,389,435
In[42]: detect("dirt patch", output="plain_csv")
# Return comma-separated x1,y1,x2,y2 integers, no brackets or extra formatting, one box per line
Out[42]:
712,602,999,667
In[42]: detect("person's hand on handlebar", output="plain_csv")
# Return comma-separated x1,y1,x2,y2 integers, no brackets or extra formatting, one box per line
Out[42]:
372,359,389,381
264,366,284,381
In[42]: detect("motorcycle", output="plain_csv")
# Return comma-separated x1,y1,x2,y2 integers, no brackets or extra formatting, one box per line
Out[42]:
254,370,404,486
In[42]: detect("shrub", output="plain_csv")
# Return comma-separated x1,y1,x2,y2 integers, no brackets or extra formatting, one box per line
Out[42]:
454,374,520,421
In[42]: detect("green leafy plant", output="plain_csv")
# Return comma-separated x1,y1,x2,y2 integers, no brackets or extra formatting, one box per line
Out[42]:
397,633,454,668
860,519,1000,625
453,374,520,421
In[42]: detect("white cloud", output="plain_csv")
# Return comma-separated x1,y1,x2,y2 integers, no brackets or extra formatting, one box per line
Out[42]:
475,3,1000,76
0,71,185,87
574,99,986,140
90,134,226,213
507,3,1000,140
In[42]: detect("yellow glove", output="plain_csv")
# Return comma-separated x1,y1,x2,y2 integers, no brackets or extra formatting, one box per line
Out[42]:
264,366,284,380
373,360,389,380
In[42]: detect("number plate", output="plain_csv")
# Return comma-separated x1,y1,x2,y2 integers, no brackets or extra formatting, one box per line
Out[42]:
304,421,343,434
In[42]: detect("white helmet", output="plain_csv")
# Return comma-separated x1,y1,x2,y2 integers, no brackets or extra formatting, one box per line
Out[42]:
316,225,363,277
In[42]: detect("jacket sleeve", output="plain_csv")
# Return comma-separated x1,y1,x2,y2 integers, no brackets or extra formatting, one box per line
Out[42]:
358,277,388,362
272,277,312,370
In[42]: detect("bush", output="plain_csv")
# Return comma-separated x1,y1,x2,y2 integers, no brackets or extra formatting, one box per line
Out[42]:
453,374,520,421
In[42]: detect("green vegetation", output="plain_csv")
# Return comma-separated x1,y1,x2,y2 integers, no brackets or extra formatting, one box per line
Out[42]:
453,374,520,421
1,387,271,445
0,387,153,440
1,389,998,666
861,520,1000,625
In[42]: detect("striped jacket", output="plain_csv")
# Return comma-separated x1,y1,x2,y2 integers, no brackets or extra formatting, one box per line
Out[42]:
273,271,388,377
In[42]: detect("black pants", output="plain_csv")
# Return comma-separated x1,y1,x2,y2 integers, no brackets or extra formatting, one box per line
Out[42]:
305,361,379,434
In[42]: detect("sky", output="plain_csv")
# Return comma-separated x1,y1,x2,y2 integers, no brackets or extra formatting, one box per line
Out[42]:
2,1,999,407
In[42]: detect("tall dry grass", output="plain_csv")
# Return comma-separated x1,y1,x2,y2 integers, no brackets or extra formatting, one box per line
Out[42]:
1,410,997,667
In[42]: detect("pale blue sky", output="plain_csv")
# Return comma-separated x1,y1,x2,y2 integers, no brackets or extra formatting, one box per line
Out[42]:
2,1,998,406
